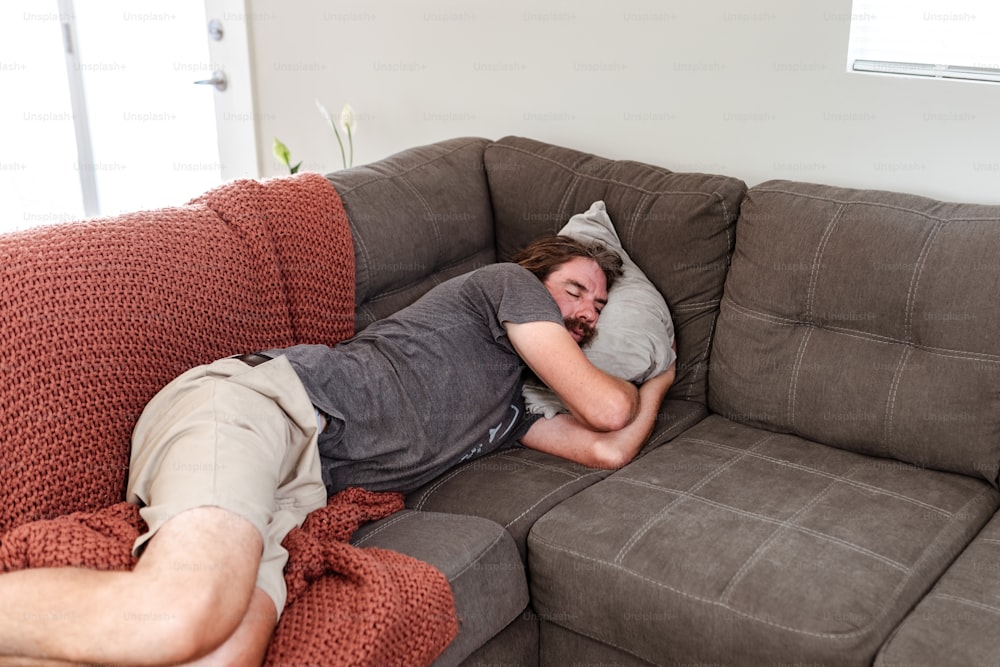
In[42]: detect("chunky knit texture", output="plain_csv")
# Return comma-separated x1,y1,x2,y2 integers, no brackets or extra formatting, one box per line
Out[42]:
0,173,457,664
0,490,458,666
268,488,459,666
0,172,353,534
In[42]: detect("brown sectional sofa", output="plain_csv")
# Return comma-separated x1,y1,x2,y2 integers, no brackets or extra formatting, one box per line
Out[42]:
3,135,1000,666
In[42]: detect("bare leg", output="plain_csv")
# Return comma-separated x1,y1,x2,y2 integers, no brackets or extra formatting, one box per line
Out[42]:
0,506,264,666
0,589,274,667
186,588,276,666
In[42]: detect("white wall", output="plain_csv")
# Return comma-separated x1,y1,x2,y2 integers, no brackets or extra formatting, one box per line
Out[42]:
244,0,1000,204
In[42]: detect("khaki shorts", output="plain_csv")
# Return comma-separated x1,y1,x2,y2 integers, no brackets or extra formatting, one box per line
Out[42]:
127,356,328,618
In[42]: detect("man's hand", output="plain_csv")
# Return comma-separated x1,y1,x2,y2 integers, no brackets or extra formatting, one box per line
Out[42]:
519,363,675,469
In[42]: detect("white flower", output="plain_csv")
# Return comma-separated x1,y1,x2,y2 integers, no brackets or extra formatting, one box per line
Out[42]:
315,98,355,169
315,98,333,125
340,103,357,135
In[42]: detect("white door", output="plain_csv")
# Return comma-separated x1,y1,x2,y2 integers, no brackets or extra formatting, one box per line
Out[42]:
0,0,258,230
201,0,259,182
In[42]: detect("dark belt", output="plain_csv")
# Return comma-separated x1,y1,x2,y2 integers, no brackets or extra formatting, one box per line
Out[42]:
233,353,272,367
232,352,332,433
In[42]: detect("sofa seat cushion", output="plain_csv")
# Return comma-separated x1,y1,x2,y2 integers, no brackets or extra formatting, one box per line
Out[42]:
407,398,707,560
877,510,1000,666
351,509,528,667
527,415,999,666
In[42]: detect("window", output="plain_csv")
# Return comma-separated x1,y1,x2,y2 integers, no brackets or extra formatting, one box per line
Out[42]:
1,0,222,233
847,0,1000,83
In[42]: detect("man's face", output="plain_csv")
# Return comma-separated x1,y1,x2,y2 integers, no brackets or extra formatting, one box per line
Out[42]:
542,257,608,346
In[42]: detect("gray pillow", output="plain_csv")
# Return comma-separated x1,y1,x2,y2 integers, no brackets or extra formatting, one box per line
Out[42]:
523,200,676,418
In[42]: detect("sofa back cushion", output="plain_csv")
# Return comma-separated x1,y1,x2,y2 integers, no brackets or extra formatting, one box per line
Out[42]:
709,180,1000,485
484,136,746,405
0,174,353,533
327,137,497,331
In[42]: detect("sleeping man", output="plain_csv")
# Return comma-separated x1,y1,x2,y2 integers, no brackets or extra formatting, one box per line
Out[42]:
0,234,675,666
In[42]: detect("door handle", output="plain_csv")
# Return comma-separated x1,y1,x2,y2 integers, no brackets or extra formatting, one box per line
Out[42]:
193,70,227,92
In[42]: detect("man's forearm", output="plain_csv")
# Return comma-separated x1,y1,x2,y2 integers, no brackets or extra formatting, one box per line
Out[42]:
596,367,675,466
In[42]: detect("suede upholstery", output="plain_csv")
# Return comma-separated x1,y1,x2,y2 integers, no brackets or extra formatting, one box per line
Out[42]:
7,136,1000,666
877,510,1000,666
326,137,496,331
528,415,998,665
710,180,1000,486
339,139,1000,665
485,136,745,406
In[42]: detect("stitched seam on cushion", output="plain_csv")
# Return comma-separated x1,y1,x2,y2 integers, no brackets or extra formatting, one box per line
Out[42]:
672,299,721,312
504,471,607,530
359,248,492,306
398,173,441,260
448,529,508,581
335,141,487,195
614,434,773,564
351,511,413,546
556,174,580,222
876,486,999,629
491,144,733,201
903,220,945,342
353,512,512,585
505,454,594,478
348,218,373,307
410,467,472,511
532,535,879,640
675,436,953,516
625,193,652,249
724,299,1000,364
609,476,909,573
882,346,912,452
749,187,1000,223
684,308,718,402
719,471,849,604
409,451,592,510
541,619,659,667
933,593,1000,616
787,326,815,426
537,470,996,644
640,406,707,451
805,203,845,319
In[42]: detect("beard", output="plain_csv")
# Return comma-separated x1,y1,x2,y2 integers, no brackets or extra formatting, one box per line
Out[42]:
565,317,597,347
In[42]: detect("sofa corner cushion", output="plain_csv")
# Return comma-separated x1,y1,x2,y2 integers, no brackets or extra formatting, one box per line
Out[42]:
484,135,746,406
351,509,528,666
527,415,999,666
709,179,1000,485
877,510,1000,667
326,137,497,331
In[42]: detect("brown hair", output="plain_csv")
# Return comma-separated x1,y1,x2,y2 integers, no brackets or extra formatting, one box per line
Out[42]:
512,235,623,290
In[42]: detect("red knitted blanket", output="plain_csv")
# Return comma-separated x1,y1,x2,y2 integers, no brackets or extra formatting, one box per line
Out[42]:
0,490,458,666
0,173,458,665
1,172,356,533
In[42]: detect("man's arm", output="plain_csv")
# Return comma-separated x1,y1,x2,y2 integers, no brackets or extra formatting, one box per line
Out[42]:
520,365,675,469
505,320,638,432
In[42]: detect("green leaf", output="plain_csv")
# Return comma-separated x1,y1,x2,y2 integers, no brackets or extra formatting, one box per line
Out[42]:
273,137,292,167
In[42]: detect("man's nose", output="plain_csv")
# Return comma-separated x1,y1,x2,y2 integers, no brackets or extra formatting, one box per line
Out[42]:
578,303,597,323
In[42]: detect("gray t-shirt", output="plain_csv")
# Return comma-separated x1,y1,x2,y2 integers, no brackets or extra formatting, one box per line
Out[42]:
267,263,564,494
